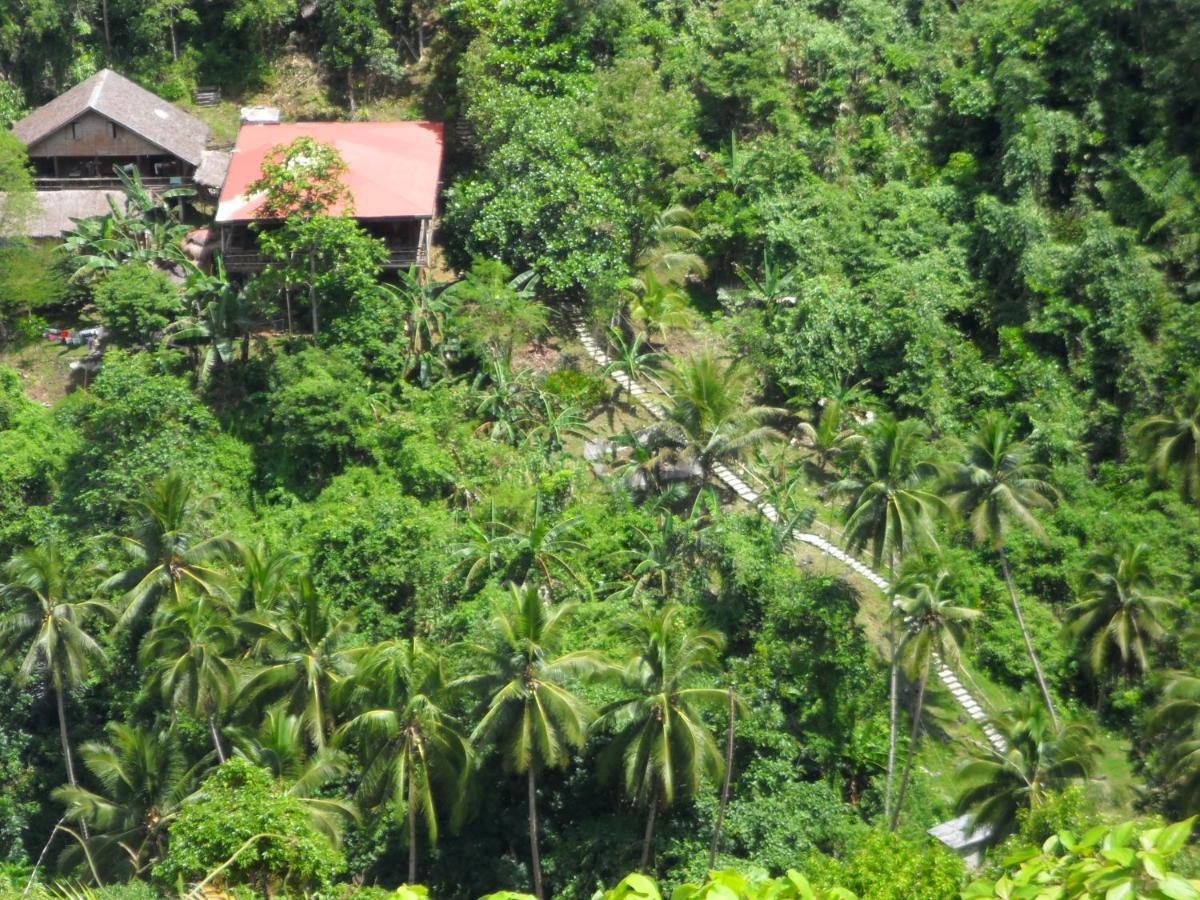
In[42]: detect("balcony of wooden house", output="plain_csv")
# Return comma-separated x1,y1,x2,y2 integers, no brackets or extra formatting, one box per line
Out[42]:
219,217,432,274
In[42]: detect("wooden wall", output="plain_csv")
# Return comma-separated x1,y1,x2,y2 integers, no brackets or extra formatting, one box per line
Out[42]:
26,111,165,159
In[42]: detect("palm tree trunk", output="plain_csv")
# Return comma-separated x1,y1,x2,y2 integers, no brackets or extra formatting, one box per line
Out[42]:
101,0,111,50
55,687,88,840
527,766,544,900
999,548,1059,729
639,796,659,872
884,615,898,824
708,687,736,869
208,713,227,763
889,658,930,831
408,768,418,885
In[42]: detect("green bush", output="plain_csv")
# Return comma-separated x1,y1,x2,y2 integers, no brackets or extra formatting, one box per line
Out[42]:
541,366,607,413
92,264,184,346
156,758,344,895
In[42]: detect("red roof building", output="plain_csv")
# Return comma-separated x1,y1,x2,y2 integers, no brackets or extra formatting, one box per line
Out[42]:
214,120,444,272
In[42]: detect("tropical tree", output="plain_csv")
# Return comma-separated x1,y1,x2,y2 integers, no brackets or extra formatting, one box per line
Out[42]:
60,166,195,284
140,599,242,761
634,204,707,286
382,266,455,386
466,582,608,899
1065,542,1177,691
103,472,235,628
52,723,199,880
245,136,355,339
337,637,470,883
472,356,537,445
834,416,946,572
627,270,695,340
593,605,729,871
660,352,786,476
0,543,112,801
231,542,303,614
233,708,358,844
1152,655,1200,816
523,392,589,458
888,567,980,830
955,694,1100,842
454,497,587,591
450,259,544,364
942,411,1061,727
603,327,668,404
832,415,946,823
795,399,865,480
1133,375,1200,504
238,576,358,748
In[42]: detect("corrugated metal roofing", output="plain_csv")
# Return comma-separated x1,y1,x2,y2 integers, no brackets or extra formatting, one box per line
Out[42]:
13,69,209,167
214,121,444,223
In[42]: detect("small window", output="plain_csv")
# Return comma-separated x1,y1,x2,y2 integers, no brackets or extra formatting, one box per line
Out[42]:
111,122,118,139
70,122,78,140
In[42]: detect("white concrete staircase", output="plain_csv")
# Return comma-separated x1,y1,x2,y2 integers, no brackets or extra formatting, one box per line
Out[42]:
573,316,1008,756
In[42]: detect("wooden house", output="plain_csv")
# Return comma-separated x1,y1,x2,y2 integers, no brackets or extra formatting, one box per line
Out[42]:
12,69,212,189
4,69,230,239
214,120,444,273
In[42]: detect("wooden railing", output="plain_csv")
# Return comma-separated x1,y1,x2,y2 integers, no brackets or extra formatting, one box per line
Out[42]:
222,245,428,272
33,176,194,191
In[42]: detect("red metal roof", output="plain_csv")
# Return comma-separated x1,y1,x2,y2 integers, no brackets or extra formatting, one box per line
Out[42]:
215,121,444,223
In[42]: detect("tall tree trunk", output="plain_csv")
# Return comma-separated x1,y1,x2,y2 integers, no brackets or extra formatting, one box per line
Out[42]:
101,0,111,51
708,687,736,869
408,767,418,885
639,796,659,873
55,687,88,840
169,17,178,61
208,713,226,763
309,246,319,340
527,767,543,900
889,658,930,831
884,614,898,824
999,548,1059,729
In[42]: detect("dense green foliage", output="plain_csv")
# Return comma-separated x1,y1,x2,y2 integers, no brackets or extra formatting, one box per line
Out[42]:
2,0,1200,896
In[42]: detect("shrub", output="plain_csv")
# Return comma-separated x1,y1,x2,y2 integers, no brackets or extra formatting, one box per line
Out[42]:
541,366,607,413
92,264,184,346
156,758,344,894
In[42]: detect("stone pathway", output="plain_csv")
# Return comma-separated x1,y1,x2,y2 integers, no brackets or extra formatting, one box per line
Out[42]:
573,316,1008,755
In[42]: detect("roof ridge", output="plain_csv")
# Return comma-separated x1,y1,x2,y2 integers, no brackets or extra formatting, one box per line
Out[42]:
87,69,110,109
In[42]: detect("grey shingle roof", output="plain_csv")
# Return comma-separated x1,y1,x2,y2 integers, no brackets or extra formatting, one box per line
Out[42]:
13,69,209,167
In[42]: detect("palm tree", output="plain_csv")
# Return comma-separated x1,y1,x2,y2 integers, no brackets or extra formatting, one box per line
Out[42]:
0,543,112,803
52,723,199,880
454,497,587,591
1133,375,1200,505
955,694,1100,842
795,398,865,480
466,583,608,899
593,605,729,871
834,416,946,572
523,392,590,458
103,472,235,628
140,600,241,761
627,271,696,340
234,708,358,844
1152,649,1200,816
888,567,980,830
634,204,707,286
833,415,946,823
603,328,667,404
231,542,302,614
606,516,686,603
1065,543,1177,691
661,352,786,476
238,576,358,748
472,356,537,445
337,637,470,883
942,411,1061,727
